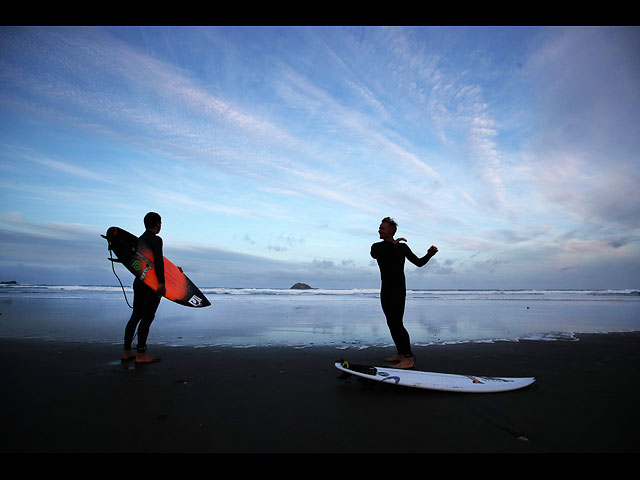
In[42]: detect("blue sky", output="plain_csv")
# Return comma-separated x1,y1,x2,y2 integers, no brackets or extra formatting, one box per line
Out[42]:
1,26,638,289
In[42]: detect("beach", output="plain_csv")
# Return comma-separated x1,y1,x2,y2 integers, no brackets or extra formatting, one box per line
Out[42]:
1,332,639,453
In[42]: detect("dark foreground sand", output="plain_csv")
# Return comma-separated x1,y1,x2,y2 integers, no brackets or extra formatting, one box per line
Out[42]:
1,333,639,453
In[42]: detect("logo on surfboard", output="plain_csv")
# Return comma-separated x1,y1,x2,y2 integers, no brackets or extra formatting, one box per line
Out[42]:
140,264,152,280
188,295,203,307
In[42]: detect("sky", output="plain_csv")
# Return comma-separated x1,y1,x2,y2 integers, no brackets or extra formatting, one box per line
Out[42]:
0,26,639,290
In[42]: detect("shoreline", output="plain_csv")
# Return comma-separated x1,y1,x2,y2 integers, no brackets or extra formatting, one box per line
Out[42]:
1,332,639,453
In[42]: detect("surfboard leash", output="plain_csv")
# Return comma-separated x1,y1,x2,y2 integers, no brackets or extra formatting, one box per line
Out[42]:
108,246,133,309
102,232,139,345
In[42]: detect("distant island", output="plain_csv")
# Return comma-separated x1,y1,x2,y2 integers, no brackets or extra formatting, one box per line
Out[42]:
290,283,313,290
1,281,17,285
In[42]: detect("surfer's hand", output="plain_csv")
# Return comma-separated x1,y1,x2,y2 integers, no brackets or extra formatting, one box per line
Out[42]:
178,266,183,273
157,284,166,296
394,237,407,244
427,245,438,256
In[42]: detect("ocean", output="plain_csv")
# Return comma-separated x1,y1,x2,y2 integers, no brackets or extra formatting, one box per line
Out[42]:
1,284,639,349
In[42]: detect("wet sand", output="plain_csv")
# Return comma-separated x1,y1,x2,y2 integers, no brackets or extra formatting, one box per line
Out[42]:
1,332,639,453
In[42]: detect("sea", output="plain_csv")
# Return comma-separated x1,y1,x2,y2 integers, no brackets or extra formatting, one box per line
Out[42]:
0,284,639,349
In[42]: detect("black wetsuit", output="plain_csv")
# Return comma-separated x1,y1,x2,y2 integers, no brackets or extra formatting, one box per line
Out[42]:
371,241,431,357
124,230,165,353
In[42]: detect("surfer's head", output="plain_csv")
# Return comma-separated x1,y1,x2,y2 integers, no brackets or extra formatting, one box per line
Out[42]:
144,212,162,232
379,217,397,240
381,217,397,232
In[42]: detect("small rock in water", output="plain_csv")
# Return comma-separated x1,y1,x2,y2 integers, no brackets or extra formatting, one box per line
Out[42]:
290,282,313,290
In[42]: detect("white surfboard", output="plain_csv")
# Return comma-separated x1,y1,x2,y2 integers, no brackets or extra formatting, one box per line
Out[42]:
335,360,535,393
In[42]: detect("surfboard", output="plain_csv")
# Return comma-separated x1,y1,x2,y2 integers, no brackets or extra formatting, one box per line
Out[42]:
103,226,211,308
335,360,535,393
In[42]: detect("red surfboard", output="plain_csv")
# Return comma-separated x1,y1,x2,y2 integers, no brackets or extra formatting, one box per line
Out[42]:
103,227,211,308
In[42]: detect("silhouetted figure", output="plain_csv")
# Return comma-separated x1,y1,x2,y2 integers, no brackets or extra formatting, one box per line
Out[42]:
121,212,165,364
371,217,438,369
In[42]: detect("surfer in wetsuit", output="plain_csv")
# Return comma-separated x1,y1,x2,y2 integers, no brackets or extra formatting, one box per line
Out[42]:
371,217,438,369
121,212,165,364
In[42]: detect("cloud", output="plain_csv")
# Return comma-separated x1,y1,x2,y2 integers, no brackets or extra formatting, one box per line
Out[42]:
524,28,640,226
1,27,639,290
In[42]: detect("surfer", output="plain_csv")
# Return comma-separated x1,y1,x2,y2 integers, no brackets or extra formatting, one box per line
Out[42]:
121,212,165,363
371,217,438,369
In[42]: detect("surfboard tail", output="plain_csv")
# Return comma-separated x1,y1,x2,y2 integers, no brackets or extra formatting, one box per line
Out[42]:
338,360,377,376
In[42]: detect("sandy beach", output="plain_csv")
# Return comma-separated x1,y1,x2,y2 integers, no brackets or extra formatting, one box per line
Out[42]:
1,332,638,453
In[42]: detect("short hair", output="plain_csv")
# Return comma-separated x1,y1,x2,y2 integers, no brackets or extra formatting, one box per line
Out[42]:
144,212,161,229
381,217,397,231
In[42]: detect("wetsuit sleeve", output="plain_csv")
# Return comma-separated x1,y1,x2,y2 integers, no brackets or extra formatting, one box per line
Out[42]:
370,243,379,259
403,244,432,268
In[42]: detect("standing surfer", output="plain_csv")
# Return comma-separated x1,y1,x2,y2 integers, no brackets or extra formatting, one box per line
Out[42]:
371,217,438,369
121,212,165,363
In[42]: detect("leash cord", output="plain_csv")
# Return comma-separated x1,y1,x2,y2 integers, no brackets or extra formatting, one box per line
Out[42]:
109,248,133,309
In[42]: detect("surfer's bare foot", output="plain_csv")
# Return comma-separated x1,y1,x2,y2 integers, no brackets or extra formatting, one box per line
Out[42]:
393,356,415,369
384,354,404,363
135,353,160,363
121,350,136,361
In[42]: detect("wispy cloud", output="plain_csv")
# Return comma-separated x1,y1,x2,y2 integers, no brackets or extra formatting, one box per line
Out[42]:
0,26,638,288
524,28,640,228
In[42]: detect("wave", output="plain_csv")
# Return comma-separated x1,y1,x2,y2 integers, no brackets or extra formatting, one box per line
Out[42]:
203,287,380,296
2,284,639,304
1,284,638,296
1,283,638,348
